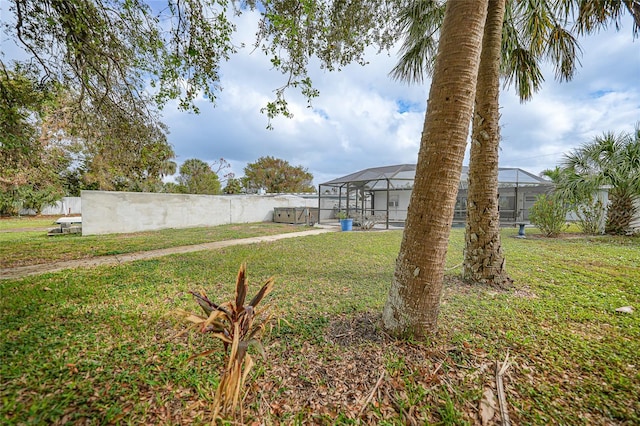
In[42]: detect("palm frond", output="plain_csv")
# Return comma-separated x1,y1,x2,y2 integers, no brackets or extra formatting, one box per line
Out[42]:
512,0,554,57
566,0,627,35
545,25,582,82
389,0,444,84
501,47,544,102
389,39,437,84
625,0,640,36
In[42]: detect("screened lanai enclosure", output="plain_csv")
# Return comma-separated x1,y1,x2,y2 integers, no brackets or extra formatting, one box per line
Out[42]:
317,164,552,229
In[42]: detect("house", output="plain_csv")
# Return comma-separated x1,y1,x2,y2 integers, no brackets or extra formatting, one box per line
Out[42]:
318,164,552,228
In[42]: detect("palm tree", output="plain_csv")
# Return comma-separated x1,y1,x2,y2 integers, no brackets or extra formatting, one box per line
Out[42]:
562,0,640,36
391,0,580,286
464,0,511,287
540,166,563,183
382,0,488,337
465,1,580,286
557,127,640,234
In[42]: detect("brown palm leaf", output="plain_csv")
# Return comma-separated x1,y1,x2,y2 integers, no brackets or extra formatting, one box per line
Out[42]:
248,276,275,308
235,263,248,311
189,290,231,317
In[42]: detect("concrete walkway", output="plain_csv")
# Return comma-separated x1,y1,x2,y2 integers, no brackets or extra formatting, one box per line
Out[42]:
0,227,337,280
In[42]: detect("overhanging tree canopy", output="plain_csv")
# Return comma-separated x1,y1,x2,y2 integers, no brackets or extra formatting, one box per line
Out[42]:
3,0,402,120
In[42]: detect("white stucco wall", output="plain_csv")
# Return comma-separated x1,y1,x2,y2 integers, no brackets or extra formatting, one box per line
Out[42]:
630,197,640,234
81,191,317,235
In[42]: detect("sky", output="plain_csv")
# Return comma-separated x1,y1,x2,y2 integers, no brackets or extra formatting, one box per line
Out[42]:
160,10,640,187
2,6,639,187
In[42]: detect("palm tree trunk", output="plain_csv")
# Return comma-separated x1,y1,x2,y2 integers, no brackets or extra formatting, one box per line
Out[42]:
382,0,488,338
605,191,636,234
463,0,512,287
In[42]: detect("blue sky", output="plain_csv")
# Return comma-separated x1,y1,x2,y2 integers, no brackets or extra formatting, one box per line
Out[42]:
2,5,638,187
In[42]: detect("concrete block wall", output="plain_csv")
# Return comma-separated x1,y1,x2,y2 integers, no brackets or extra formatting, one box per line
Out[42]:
81,191,317,235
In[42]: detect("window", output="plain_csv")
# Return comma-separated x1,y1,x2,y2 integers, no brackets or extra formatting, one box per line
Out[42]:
499,196,515,210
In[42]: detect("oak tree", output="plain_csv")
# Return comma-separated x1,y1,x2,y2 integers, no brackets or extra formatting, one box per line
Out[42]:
242,156,314,193
0,64,68,214
41,90,177,192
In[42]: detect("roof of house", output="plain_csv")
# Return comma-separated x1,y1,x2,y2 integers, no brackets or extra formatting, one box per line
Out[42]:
320,164,550,190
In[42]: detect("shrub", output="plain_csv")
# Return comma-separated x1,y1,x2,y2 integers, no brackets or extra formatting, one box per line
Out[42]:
529,194,568,237
573,198,606,235
176,263,274,421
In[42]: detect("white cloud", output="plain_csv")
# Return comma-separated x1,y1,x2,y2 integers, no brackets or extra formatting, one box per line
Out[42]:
163,12,639,184
494,16,640,175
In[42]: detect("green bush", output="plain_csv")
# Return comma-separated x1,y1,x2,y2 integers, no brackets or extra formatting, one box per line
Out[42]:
573,198,606,235
529,193,568,237
0,189,21,215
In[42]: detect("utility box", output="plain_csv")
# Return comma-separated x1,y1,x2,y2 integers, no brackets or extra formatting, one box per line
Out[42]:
273,207,318,225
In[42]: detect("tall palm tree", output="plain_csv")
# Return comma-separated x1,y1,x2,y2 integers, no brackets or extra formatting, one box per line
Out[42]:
557,127,640,234
391,0,580,286
382,0,488,337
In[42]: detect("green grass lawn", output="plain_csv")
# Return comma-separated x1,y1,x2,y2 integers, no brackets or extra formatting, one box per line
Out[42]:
0,220,303,268
1,225,638,425
0,215,60,230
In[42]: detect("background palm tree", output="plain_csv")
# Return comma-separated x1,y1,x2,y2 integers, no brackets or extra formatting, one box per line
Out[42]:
391,0,580,286
556,126,640,234
540,166,563,183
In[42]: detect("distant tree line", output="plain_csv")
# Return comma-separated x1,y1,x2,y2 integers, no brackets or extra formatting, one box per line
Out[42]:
165,156,315,196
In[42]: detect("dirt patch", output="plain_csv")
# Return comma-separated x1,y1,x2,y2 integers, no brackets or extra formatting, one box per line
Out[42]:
250,312,509,425
325,312,389,346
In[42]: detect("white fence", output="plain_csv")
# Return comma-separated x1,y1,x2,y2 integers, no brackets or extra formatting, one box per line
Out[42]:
81,190,326,235
19,197,82,216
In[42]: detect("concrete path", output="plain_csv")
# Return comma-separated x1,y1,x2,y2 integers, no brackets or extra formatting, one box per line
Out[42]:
0,227,50,233
0,227,337,280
